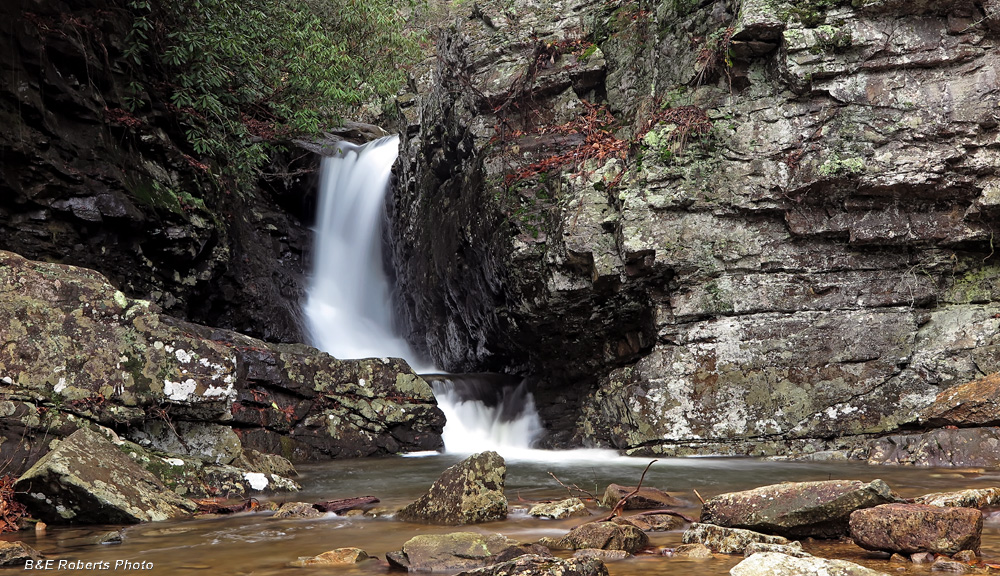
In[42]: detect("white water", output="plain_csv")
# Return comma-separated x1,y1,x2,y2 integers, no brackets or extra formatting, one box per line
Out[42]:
304,135,554,457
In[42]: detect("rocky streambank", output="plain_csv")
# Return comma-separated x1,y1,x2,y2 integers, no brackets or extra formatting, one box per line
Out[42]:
389,0,1000,457
0,249,444,522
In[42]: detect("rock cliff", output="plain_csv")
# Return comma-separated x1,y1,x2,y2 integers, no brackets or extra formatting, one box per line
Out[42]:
390,0,1000,454
0,0,315,343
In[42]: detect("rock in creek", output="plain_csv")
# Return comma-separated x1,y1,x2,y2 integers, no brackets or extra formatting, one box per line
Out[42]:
540,521,648,554
731,552,890,576
916,488,1000,509
0,541,42,566
15,427,197,524
454,555,608,576
290,548,370,567
396,451,507,525
682,522,795,554
616,512,686,531
849,503,982,555
273,502,324,520
386,532,526,572
600,483,683,509
700,480,901,538
744,542,811,558
529,498,589,519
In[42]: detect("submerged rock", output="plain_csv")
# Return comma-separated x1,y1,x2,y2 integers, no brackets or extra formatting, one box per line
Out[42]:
682,522,794,554
529,498,589,519
731,552,889,576
673,543,714,559
396,451,507,525
453,555,609,576
15,427,197,524
541,521,648,553
291,548,370,566
617,512,686,531
600,483,683,509
849,503,982,555
273,502,324,520
700,479,900,538
386,532,522,572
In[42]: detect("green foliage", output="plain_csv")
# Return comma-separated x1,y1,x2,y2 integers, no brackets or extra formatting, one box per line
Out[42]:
124,0,420,192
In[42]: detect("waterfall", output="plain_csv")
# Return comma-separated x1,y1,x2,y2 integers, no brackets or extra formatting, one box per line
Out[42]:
304,135,543,454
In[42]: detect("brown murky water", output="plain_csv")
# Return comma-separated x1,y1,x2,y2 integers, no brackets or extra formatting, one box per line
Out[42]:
4,453,1000,575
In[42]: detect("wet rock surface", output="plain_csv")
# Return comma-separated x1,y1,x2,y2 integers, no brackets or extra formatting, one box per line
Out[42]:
396,451,507,525
15,427,197,524
916,488,1000,509
731,552,890,576
290,548,370,566
849,503,982,555
0,541,43,566
0,250,444,494
681,522,795,554
453,555,609,576
700,480,900,538
541,521,648,553
867,428,1000,467
386,532,522,572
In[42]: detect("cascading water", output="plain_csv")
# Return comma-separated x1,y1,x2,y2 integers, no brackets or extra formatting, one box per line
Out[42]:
304,135,543,455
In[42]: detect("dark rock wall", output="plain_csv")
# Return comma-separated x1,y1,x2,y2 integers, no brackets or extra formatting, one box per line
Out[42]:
390,0,1000,453
0,0,314,343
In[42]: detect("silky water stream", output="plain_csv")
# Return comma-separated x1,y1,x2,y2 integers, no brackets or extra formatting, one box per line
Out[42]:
6,140,1000,575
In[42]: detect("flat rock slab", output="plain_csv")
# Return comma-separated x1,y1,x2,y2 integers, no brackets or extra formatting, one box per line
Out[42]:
916,488,1000,509
290,548,370,566
849,503,982,555
386,532,521,572
529,497,588,519
701,479,900,538
600,483,682,509
731,552,890,576
543,521,648,553
682,522,794,554
617,512,685,531
454,555,609,576
396,451,507,525
15,427,196,524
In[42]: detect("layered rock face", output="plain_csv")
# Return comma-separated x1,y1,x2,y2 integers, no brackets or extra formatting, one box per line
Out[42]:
0,250,445,475
0,0,314,343
391,0,1000,453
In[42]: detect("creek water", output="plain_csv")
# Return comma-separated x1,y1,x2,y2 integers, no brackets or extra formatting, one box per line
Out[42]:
5,455,1000,575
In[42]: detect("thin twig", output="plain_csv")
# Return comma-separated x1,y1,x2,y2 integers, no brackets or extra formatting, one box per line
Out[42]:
592,459,658,523
548,471,597,500
693,488,706,505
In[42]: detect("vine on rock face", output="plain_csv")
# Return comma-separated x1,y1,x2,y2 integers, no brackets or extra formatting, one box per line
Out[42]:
123,0,420,193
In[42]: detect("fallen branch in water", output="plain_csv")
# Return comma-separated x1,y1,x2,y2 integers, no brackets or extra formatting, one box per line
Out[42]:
589,459,658,523
548,471,597,500
313,496,380,514
693,488,706,505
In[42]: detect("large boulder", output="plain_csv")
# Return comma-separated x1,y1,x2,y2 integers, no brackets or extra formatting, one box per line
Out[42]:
541,521,648,554
849,503,982,555
454,555,608,576
396,451,507,525
0,249,445,478
700,480,900,538
385,532,523,572
15,427,197,523
731,552,889,576
682,523,795,554
600,483,683,509
919,373,1000,426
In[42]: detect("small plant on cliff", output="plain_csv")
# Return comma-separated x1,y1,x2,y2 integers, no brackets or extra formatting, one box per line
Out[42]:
123,0,421,192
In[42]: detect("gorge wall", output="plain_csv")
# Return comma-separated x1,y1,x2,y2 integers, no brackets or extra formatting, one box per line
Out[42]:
1,0,314,344
390,0,1000,455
